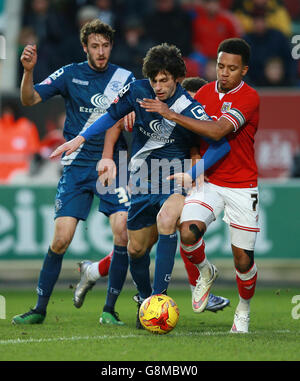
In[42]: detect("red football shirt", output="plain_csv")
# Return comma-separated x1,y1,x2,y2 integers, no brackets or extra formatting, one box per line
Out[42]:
195,80,260,188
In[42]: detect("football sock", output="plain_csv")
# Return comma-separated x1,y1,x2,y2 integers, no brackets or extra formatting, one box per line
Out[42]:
235,263,257,312
35,247,64,314
179,244,200,287
103,245,128,312
87,251,113,282
237,296,251,313
98,250,113,277
180,239,211,280
152,233,178,295
129,248,152,300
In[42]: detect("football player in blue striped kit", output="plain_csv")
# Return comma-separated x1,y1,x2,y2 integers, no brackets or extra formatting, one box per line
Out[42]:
12,19,134,325
50,43,231,327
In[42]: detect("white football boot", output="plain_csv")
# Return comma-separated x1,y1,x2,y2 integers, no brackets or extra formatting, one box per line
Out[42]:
192,263,218,313
230,310,250,333
73,260,96,308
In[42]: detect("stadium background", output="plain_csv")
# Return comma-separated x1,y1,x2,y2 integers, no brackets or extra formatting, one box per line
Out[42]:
0,0,299,289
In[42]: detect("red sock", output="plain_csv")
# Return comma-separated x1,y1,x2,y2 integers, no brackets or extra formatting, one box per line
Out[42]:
236,263,257,300
180,239,206,265
98,250,113,277
180,246,199,287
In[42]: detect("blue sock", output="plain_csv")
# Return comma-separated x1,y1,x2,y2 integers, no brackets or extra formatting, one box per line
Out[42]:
35,247,64,314
104,245,128,313
129,249,152,300
152,233,178,295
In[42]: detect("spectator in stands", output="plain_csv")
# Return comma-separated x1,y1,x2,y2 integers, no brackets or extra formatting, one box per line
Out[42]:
143,0,193,57
60,5,100,64
21,0,68,80
116,0,153,20
203,58,217,81
0,101,40,183
94,0,115,27
183,0,240,78
188,0,241,59
110,17,153,79
22,0,66,45
232,0,292,37
259,57,294,87
243,10,296,86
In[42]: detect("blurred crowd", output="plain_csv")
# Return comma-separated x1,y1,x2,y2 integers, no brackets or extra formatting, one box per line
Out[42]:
1,0,300,184
17,0,300,86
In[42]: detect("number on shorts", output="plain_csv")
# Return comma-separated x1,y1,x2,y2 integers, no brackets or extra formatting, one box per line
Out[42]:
251,193,258,211
115,187,128,204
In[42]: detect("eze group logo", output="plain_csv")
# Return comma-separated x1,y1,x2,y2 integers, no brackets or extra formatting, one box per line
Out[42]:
91,93,110,109
149,119,174,136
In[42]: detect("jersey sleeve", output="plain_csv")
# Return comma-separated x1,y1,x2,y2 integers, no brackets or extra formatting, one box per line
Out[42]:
34,65,69,102
107,81,135,121
220,91,259,132
183,101,211,121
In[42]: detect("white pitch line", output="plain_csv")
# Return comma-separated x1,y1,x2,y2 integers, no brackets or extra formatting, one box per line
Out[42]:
0,334,139,345
0,330,297,345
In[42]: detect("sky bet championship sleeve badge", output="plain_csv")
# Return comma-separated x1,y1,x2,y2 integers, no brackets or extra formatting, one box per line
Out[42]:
221,102,232,113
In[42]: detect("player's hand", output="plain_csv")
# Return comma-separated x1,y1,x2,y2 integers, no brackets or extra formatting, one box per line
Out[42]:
167,172,193,190
97,158,117,186
124,111,135,132
20,44,37,71
50,135,85,158
139,97,174,119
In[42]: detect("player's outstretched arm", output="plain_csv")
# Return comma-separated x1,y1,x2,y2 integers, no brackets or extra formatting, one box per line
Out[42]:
140,98,234,141
50,112,119,158
20,44,42,106
50,135,85,158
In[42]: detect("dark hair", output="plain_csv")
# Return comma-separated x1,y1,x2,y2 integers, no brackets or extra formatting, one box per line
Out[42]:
80,19,115,46
217,38,251,66
181,77,208,92
142,43,186,80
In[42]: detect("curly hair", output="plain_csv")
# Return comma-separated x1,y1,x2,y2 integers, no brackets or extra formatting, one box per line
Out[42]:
80,19,115,46
142,43,186,80
217,38,251,66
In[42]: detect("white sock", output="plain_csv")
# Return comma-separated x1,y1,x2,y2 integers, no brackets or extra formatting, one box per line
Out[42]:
87,262,101,282
195,258,212,281
236,296,250,314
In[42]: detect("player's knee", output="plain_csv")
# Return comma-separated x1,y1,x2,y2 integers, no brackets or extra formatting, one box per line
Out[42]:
157,208,178,233
114,230,128,246
127,241,147,259
180,221,205,245
233,247,254,273
111,214,128,246
51,235,71,254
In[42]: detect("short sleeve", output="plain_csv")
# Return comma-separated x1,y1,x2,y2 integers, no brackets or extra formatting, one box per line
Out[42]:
34,65,69,102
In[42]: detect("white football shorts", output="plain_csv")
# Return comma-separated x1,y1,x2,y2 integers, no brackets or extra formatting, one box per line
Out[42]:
180,182,260,250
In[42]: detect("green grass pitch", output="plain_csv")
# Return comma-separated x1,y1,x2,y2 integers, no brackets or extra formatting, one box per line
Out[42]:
0,287,299,361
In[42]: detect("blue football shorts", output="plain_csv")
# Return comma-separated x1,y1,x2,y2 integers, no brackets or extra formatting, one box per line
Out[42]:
126,192,169,231
54,164,130,220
